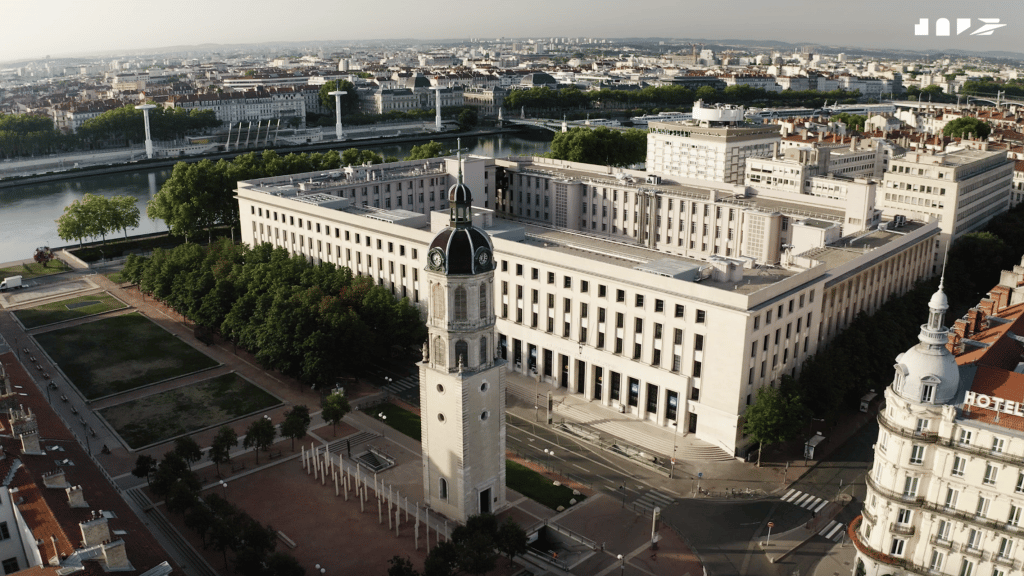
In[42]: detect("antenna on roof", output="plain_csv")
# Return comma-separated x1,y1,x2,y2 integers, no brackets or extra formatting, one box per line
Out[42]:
939,240,951,293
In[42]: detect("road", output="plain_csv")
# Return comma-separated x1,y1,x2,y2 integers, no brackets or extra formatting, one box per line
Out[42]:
664,418,877,576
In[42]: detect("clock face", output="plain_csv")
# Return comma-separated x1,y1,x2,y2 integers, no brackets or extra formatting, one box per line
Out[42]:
476,249,490,267
429,249,444,269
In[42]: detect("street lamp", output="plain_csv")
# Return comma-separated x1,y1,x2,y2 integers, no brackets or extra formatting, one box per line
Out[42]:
543,448,554,471
618,485,627,508
315,564,326,576
617,554,624,576
378,412,387,441
220,480,227,500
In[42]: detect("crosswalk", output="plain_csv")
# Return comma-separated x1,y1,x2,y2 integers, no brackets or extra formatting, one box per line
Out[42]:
781,488,829,513
384,374,419,395
818,520,845,543
634,489,674,513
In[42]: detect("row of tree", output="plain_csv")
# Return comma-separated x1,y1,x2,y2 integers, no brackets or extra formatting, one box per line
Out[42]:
0,107,220,159
139,444,304,575
55,193,141,247
388,514,528,576
503,85,864,115
145,143,452,242
546,127,647,167
120,240,426,384
744,201,1024,457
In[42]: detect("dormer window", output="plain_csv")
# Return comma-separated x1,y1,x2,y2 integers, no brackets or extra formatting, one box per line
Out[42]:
921,384,934,403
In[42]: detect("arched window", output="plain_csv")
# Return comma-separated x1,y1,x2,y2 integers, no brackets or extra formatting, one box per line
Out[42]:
431,283,445,320
455,340,469,368
479,337,488,366
434,336,446,369
439,477,448,500
454,286,467,322
479,283,488,318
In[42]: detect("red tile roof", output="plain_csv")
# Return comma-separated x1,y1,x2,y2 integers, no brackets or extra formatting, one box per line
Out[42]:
0,353,177,573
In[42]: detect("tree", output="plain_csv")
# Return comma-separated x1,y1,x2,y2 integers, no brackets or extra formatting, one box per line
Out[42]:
184,502,217,548
423,540,459,576
321,392,351,435
742,385,805,466
209,426,239,477
131,454,156,486
457,108,478,131
280,405,311,451
244,417,277,464
81,193,117,244
110,195,141,239
174,436,203,471
33,246,55,268
495,518,528,566
266,553,306,576
943,117,992,139
406,141,447,161
387,555,421,576
341,148,384,166
547,127,646,167
830,112,867,133
319,80,359,114
55,199,90,248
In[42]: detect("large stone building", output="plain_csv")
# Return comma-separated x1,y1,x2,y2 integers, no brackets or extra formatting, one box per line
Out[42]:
853,256,1024,576
235,153,937,456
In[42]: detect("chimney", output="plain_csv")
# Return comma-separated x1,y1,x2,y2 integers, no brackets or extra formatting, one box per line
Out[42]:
978,298,997,317
101,540,130,570
773,142,779,158
42,469,68,489
80,512,110,547
49,535,60,566
851,136,857,151
20,430,41,455
66,486,88,508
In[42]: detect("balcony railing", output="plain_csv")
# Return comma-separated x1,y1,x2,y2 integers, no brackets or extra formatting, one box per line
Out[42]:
866,474,1024,537
890,522,916,536
878,413,939,443
936,436,1024,469
962,546,987,561
993,555,1020,570
930,535,956,551
848,516,942,576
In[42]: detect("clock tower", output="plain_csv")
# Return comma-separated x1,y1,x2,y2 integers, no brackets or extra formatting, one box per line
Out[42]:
419,159,506,523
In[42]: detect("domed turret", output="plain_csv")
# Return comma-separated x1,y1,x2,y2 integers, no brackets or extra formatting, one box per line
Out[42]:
892,279,959,405
426,149,493,276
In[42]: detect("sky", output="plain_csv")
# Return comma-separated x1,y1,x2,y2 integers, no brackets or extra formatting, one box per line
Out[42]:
2,0,1024,62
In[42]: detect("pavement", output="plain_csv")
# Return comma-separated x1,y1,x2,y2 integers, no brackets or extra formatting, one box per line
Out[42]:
0,257,871,576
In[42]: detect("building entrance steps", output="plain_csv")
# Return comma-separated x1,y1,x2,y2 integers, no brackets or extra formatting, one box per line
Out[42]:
504,370,733,462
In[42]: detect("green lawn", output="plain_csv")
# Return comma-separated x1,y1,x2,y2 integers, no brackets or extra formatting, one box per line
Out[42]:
363,402,422,440
105,271,125,284
506,460,585,510
0,261,67,279
14,292,128,329
34,313,219,400
99,373,281,449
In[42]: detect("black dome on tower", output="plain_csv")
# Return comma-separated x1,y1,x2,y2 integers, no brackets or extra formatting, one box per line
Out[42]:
426,153,494,276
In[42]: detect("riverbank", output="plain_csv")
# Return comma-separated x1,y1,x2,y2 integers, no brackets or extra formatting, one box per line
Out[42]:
0,126,525,189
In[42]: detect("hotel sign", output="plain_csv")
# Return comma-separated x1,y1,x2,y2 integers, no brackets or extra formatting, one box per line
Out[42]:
964,391,1024,415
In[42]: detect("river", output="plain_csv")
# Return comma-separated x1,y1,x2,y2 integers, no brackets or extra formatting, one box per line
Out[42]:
0,132,553,263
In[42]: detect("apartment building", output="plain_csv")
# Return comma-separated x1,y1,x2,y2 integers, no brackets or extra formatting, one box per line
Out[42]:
853,257,1024,576
236,155,937,456
166,87,305,124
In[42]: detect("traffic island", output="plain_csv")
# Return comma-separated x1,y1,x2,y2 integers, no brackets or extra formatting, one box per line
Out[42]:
760,493,853,564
